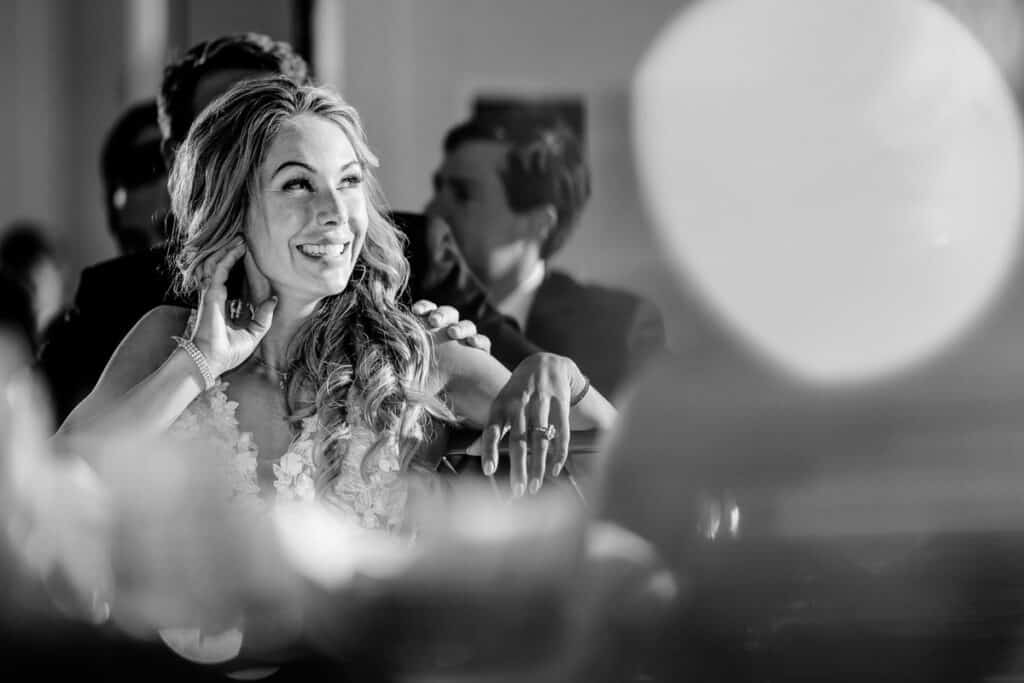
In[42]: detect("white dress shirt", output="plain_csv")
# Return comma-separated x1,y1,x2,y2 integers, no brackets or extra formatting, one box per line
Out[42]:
495,262,546,331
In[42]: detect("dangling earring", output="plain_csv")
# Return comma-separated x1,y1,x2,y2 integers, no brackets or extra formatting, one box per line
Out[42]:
228,299,242,321
352,262,367,288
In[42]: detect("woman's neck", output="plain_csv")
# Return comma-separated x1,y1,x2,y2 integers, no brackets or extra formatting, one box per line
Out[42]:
257,294,319,369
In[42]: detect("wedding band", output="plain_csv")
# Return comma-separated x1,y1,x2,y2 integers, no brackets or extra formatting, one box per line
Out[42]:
533,425,556,441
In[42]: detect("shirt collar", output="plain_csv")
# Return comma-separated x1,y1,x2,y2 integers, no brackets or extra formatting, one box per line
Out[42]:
495,262,546,330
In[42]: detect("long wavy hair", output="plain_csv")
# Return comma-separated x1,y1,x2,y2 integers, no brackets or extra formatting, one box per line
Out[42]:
168,76,452,501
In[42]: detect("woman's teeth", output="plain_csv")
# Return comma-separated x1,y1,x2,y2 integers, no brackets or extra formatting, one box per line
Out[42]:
298,243,347,258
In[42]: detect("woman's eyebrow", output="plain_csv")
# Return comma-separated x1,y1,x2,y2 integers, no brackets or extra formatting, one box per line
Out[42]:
271,159,361,178
271,160,314,178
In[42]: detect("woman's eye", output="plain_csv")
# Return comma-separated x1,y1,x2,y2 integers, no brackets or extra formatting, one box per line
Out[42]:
282,178,314,192
339,174,364,189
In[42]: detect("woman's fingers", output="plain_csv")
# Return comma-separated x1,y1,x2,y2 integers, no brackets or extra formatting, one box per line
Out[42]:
508,409,528,497
480,423,503,477
444,320,477,341
527,395,551,494
210,240,245,291
426,305,459,330
248,295,278,338
464,332,492,353
200,238,244,305
549,396,571,478
410,299,438,316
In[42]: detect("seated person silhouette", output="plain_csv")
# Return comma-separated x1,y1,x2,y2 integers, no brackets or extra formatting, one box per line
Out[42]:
425,109,666,400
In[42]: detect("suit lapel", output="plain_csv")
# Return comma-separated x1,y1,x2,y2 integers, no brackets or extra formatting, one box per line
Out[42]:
525,271,581,343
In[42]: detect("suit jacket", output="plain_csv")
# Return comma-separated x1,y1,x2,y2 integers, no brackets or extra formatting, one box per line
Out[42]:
38,213,538,425
38,245,185,422
525,270,665,399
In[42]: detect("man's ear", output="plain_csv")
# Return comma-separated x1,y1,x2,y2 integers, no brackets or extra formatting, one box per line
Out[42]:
525,204,558,242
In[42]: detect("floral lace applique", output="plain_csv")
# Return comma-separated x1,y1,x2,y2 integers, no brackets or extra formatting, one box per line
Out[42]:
169,383,411,534
168,381,261,511
272,416,320,503
330,426,407,532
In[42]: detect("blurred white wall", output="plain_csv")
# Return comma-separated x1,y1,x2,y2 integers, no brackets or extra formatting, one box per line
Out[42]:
0,1,75,270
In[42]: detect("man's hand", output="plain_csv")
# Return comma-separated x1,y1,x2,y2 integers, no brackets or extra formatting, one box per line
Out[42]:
412,300,491,353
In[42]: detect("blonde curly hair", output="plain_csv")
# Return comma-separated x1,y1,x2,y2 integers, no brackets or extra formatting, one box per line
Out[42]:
168,76,453,501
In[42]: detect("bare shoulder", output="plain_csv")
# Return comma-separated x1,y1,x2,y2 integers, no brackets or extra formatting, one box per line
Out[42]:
125,305,193,344
59,305,193,432
98,305,192,393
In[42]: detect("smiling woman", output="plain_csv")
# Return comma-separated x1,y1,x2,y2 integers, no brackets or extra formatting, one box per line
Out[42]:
51,75,616,670
250,115,365,302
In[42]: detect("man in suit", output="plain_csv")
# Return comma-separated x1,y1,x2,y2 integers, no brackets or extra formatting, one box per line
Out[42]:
425,110,665,398
40,33,535,424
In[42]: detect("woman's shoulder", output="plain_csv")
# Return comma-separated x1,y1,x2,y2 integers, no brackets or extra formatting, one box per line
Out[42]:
118,305,194,351
135,304,193,332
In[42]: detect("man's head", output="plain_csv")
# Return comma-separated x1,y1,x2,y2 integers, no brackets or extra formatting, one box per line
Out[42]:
426,110,590,292
0,222,63,336
157,32,311,165
101,100,170,253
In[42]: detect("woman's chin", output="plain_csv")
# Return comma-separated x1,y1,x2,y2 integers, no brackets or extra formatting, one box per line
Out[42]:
290,275,354,303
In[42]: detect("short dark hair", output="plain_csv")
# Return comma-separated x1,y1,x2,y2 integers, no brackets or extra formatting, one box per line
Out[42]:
443,110,591,259
158,32,311,150
0,221,56,288
100,99,165,218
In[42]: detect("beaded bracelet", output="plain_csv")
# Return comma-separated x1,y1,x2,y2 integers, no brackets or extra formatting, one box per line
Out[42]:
569,374,591,407
171,336,217,392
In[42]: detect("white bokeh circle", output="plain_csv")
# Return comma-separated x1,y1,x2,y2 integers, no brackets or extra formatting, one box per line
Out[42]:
633,0,1023,384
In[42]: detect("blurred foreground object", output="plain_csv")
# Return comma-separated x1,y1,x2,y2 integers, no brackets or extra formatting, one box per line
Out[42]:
602,348,1024,681
2,400,667,681
633,0,1023,385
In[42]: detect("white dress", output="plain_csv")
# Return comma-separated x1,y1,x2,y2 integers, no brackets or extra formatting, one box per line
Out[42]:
157,369,410,671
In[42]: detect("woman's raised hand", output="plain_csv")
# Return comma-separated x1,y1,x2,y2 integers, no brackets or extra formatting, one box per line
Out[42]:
480,353,586,497
192,236,278,377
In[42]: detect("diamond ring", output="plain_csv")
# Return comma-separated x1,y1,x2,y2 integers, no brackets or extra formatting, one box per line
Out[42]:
533,425,557,441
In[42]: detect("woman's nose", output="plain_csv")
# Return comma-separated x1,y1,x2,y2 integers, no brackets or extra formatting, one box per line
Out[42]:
317,190,347,226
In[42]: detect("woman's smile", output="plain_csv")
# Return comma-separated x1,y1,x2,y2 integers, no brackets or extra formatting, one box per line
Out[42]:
295,241,351,259
248,113,370,300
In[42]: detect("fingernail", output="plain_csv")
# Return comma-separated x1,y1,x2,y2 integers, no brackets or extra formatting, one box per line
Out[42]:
513,483,525,498
483,460,495,476
529,479,541,495
552,463,562,478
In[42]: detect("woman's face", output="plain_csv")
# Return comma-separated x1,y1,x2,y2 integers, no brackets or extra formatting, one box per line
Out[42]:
245,113,369,303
